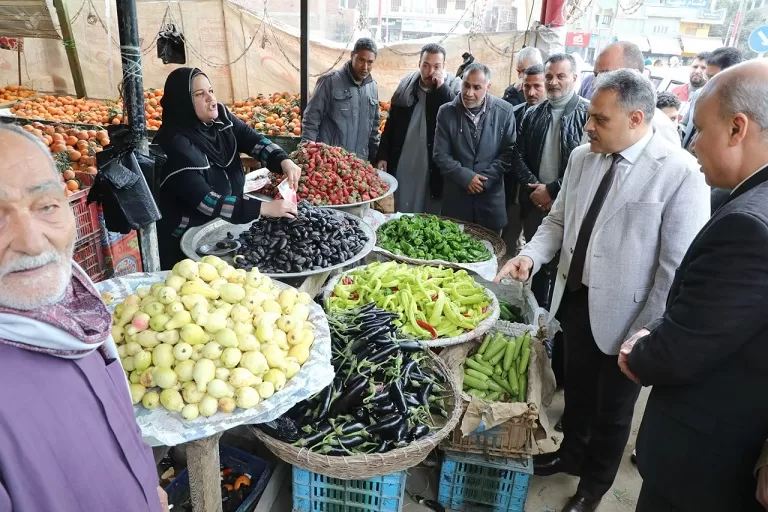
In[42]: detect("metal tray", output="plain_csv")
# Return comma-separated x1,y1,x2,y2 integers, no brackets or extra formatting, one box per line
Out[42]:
180,208,377,279
320,170,397,217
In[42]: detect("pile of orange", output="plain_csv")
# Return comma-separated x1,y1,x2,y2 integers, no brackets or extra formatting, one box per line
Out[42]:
229,92,302,137
378,100,390,134
21,122,109,196
0,85,36,103
9,89,164,130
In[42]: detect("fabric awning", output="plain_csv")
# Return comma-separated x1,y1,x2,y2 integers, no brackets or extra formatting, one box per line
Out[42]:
617,35,650,52
680,36,724,55
0,0,60,39
648,37,682,56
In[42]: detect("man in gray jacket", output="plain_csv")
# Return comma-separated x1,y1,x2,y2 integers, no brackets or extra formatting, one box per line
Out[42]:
301,38,380,161
433,63,516,233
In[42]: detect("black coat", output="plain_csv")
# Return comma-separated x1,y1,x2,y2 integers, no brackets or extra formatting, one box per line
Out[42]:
509,94,590,216
504,102,530,205
629,165,768,512
155,110,288,269
502,84,525,106
376,81,458,199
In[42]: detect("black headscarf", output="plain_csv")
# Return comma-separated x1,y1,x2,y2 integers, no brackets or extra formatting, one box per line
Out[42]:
154,67,238,169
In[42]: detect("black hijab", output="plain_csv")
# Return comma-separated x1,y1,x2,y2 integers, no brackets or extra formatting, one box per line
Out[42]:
155,67,238,169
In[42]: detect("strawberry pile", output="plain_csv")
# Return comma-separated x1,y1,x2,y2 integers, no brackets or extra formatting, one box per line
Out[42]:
261,142,389,206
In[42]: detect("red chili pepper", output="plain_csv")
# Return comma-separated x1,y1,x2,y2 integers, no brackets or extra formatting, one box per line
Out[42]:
350,292,359,300
431,294,438,301
391,287,398,292
482,306,488,313
221,468,233,477
462,313,471,317
416,320,438,339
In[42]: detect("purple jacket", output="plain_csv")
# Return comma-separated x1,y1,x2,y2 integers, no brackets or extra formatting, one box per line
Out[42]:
0,344,161,512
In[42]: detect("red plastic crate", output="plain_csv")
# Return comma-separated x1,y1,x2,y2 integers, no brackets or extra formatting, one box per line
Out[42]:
73,232,107,283
68,188,100,243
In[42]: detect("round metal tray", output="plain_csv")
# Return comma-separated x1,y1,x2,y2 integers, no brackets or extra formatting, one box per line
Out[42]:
180,208,377,279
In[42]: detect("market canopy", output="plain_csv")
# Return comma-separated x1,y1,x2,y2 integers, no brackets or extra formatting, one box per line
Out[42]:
648,37,682,56
617,35,650,53
680,36,724,56
0,0,60,39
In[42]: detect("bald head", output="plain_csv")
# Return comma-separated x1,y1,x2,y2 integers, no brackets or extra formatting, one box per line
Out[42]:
691,60,768,188
0,125,60,180
594,42,645,74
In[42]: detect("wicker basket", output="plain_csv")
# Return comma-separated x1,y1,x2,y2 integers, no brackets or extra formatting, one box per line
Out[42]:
440,216,507,261
250,351,462,480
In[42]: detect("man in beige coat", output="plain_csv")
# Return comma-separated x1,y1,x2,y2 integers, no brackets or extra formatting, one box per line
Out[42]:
495,70,710,512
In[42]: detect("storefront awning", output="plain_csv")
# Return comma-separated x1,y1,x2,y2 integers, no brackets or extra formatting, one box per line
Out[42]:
616,35,650,52
680,36,724,55
648,37,682,56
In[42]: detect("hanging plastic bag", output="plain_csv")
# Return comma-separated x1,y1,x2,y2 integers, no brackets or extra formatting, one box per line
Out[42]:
88,125,162,233
157,24,186,65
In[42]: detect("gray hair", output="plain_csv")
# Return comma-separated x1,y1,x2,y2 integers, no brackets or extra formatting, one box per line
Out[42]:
517,47,543,66
594,69,656,123
709,74,768,135
463,62,491,81
0,124,59,177
545,53,578,74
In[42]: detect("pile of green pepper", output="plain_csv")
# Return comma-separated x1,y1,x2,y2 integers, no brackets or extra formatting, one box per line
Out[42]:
462,332,532,402
328,261,492,340
376,215,492,263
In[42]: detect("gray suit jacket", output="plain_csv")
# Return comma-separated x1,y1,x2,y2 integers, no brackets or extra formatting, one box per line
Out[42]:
433,94,517,231
520,130,710,354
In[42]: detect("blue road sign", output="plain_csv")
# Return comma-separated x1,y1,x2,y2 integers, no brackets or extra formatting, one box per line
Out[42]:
748,26,768,53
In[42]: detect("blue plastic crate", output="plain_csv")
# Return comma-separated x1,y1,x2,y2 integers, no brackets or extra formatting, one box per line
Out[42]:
165,444,271,512
292,466,407,512
438,451,532,512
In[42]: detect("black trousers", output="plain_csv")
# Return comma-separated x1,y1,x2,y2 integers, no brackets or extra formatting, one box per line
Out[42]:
558,287,641,500
636,483,682,512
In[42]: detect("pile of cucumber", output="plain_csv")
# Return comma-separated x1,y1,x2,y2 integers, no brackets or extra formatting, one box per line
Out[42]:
498,300,524,322
462,332,531,403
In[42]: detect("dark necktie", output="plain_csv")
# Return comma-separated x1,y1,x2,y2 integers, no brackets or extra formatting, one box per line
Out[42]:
566,153,623,292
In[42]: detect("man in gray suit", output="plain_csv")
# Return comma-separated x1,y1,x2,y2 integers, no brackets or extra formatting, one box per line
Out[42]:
584,42,680,146
433,63,517,232
495,70,710,512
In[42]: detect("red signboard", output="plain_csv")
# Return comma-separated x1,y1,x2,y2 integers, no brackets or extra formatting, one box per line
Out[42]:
0,37,22,52
566,32,591,47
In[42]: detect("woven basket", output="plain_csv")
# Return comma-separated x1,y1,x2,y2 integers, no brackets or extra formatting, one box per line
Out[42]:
250,351,462,480
440,215,507,261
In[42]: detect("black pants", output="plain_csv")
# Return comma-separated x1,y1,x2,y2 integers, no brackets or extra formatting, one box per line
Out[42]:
636,483,682,512
558,287,641,500
522,210,555,309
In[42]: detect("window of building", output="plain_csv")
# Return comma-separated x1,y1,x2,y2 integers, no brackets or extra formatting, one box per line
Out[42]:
685,27,697,35
437,0,447,14
456,0,466,9
601,14,612,25
653,25,669,34
340,0,358,8
391,0,402,10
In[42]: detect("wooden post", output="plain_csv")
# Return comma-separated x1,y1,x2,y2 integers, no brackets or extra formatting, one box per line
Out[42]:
51,0,87,98
185,433,224,512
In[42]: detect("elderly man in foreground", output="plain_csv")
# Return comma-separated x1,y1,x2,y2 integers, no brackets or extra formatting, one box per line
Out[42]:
0,125,165,511
495,70,710,512
621,59,768,512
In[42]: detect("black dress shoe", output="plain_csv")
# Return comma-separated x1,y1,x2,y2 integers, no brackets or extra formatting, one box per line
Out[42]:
533,452,579,477
554,416,564,432
561,493,601,512
631,449,637,465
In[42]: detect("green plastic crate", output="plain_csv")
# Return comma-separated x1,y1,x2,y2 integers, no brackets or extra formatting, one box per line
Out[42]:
438,451,532,512
292,466,406,512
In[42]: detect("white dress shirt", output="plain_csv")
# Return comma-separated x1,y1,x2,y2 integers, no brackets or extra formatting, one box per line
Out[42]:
581,129,654,285
731,163,768,195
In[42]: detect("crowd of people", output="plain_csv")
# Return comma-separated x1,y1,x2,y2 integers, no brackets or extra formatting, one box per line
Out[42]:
0,32,765,512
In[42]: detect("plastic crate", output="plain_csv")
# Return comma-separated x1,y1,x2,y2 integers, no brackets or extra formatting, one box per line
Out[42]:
292,466,407,512
73,232,107,283
68,187,100,243
438,451,532,512
165,445,271,512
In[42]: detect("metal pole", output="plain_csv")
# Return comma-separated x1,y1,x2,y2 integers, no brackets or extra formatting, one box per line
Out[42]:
731,0,748,47
115,0,161,273
300,0,310,113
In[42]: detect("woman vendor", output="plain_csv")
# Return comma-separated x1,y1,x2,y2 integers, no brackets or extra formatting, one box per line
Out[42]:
154,67,301,270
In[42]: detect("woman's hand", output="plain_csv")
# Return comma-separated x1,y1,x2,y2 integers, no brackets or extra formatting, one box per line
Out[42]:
281,159,302,190
261,199,297,218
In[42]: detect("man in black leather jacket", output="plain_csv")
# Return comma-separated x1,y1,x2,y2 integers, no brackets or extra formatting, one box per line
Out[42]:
509,53,589,308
